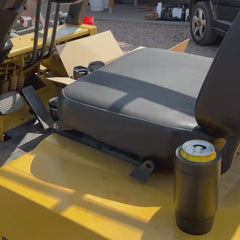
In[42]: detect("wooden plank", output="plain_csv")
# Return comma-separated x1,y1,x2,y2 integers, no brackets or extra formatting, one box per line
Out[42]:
109,0,114,13
169,39,190,53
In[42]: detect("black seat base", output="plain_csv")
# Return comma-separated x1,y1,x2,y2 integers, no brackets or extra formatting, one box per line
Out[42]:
59,48,217,166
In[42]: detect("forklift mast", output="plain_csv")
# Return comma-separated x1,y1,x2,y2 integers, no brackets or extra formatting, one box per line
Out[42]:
66,0,89,25
0,0,27,62
0,0,88,63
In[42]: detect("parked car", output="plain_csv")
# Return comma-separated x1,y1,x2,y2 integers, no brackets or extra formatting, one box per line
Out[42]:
190,0,240,45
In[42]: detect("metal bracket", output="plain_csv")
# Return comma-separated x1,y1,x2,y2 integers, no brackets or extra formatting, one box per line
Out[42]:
130,160,155,181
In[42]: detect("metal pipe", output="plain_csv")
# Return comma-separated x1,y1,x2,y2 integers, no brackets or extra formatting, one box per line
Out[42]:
44,3,60,58
39,0,52,59
29,0,42,64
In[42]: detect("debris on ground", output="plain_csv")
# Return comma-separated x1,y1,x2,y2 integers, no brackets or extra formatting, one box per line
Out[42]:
144,10,159,20
95,19,219,57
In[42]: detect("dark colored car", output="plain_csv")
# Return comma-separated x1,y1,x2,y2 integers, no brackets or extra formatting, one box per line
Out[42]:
190,0,240,45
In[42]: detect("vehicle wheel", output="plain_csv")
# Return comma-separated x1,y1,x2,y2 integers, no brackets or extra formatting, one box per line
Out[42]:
190,1,217,45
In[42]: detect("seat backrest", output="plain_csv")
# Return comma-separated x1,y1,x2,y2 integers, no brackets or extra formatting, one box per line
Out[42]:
195,13,240,137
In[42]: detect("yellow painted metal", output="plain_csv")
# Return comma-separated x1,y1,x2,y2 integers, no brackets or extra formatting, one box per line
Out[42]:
0,24,97,133
180,148,217,163
212,138,227,151
0,134,239,240
41,53,69,77
81,24,98,35
8,24,97,58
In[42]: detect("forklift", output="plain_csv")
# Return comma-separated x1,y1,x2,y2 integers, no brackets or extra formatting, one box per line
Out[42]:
0,0,240,239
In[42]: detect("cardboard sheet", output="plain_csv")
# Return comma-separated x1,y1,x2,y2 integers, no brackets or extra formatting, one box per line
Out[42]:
56,31,124,77
46,77,75,85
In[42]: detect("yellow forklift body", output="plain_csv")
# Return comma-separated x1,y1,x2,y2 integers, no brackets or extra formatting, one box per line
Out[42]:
0,24,97,134
8,24,97,58
0,134,239,240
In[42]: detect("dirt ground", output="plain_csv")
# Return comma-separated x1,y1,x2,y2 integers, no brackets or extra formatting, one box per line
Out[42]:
95,19,220,58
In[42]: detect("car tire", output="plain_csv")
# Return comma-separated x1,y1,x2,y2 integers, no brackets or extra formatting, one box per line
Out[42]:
190,1,217,45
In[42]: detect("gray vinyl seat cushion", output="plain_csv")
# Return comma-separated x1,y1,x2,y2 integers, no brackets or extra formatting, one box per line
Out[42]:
59,48,213,163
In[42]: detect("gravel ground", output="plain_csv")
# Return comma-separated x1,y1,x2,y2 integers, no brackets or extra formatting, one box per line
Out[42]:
95,19,220,58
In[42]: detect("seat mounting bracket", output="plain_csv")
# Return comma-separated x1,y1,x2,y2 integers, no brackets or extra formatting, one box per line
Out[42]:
130,160,155,181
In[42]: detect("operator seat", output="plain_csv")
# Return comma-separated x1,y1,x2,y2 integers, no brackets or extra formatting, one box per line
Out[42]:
59,14,240,173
